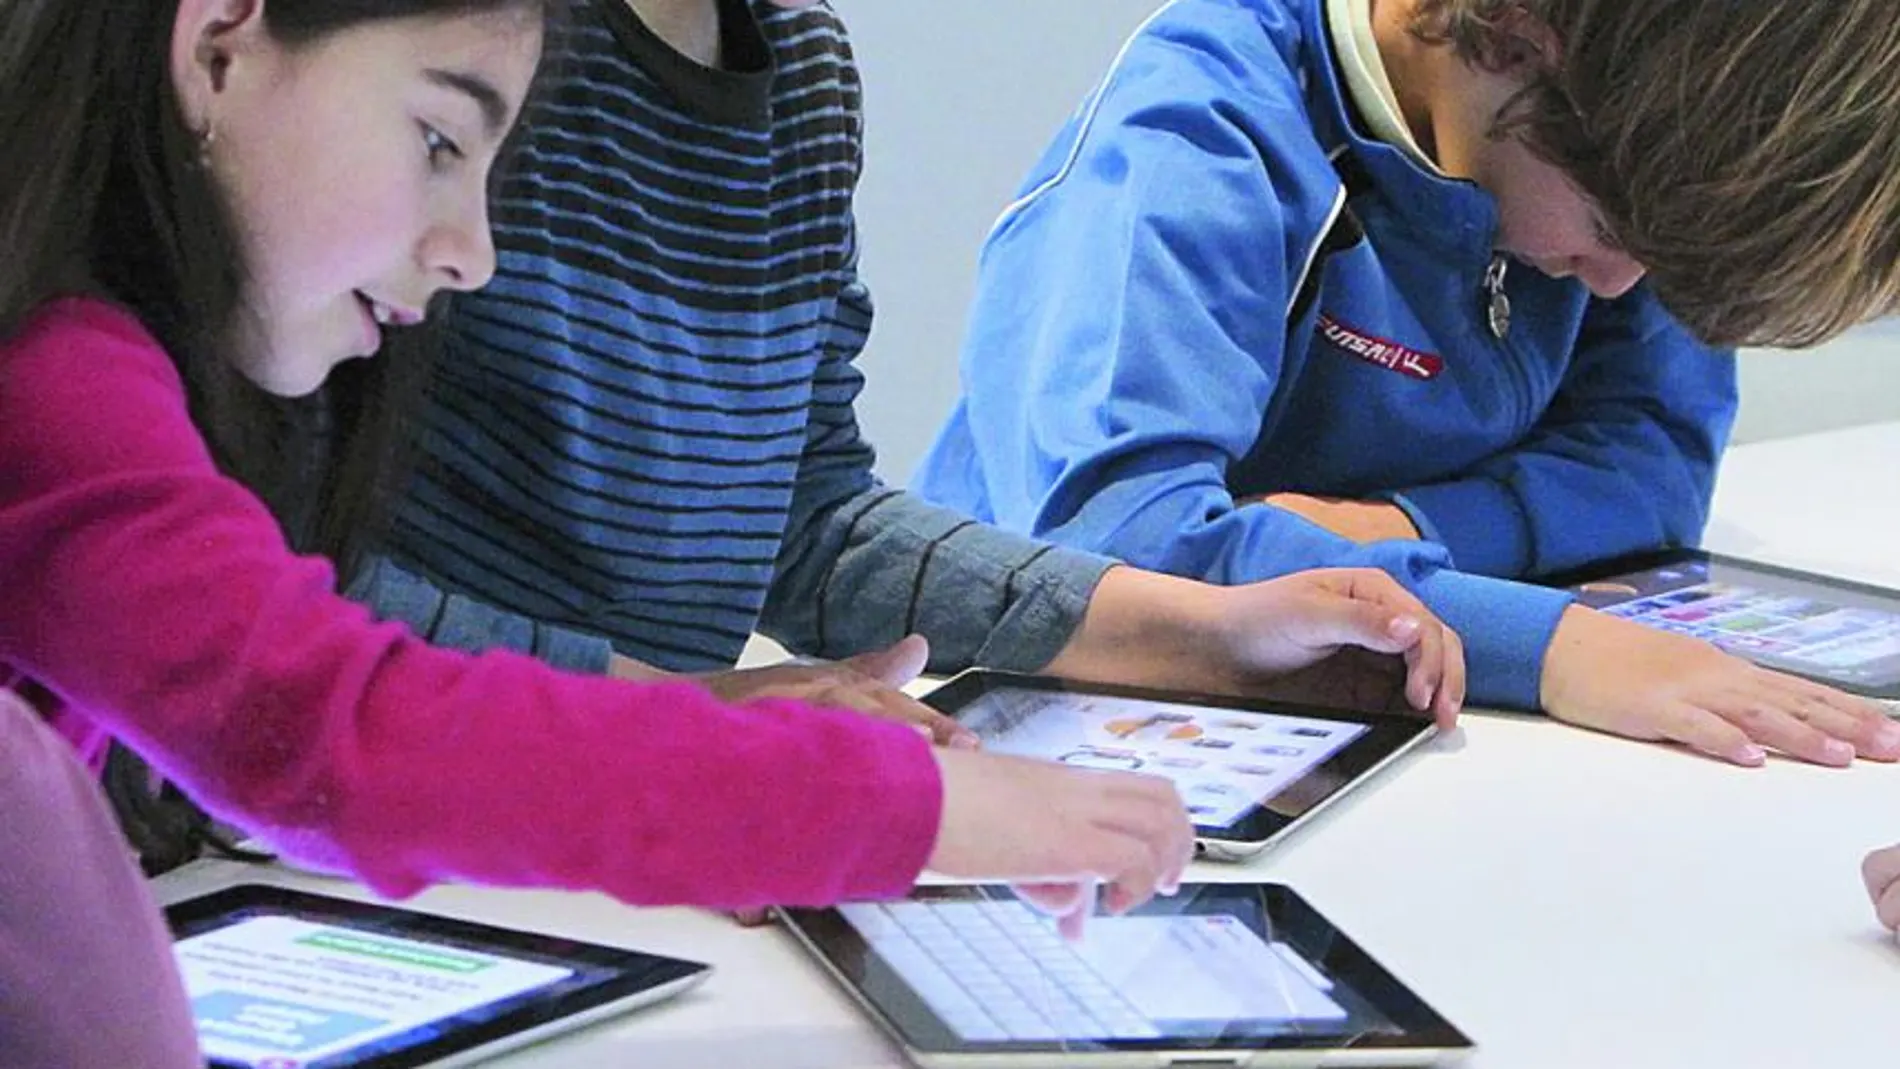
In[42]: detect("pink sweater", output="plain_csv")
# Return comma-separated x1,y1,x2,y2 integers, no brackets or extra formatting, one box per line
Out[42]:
0,298,941,907
0,689,202,1068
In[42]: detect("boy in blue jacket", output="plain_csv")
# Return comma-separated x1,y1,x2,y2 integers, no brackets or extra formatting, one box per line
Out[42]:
915,0,1900,765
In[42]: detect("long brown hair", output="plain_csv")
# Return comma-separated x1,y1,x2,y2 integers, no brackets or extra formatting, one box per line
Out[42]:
1410,0,1900,348
0,0,556,871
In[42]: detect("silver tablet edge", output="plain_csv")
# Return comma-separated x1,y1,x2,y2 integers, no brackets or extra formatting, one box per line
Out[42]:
775,901,1473,1069
406,967,712,1069
1197,724,1441,863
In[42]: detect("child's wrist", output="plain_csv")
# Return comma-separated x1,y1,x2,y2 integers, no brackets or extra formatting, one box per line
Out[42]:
1053,566,1223,687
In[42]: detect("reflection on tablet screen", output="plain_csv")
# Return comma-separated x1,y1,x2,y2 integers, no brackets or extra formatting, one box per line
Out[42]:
1572,560,1900,688
167,888,708,1069
958,688,1368,830
838,898,1354,1043
177,916,577,1065
781,882,1474,1063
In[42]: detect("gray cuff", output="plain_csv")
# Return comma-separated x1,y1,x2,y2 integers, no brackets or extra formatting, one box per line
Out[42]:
345,556,615,675
962,551,1114,673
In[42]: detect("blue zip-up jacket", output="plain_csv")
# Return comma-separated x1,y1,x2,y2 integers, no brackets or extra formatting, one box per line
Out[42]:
912,0,1737,710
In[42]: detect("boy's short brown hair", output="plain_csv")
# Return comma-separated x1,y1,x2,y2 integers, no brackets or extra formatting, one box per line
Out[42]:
1412,0,1900,349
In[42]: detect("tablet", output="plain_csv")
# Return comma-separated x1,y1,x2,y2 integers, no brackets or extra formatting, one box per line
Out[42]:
778,883,1473,1067
1540,548,1900,704
925,672,1436,861
166,885,710,1069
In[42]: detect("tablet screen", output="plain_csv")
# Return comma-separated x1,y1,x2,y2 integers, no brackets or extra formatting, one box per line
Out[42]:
168,886,708,1069
925,673,1430,852
780,883,1472,1059
837,898,1354,1041
954,685,1367,830
1569,556,1900,689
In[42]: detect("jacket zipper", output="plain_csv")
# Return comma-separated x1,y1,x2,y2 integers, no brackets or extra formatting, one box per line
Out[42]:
1481,254,1534,433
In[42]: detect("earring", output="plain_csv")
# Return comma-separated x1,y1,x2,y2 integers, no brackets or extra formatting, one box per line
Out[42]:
196,122,217,169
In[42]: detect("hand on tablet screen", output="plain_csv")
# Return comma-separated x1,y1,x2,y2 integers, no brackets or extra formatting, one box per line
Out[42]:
1863,844,1900,932
927,748,1193,939
1211,569,1465,729
692,636,980,749
1541,607,1900,767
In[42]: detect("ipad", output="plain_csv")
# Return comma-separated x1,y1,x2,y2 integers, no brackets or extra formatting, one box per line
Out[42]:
926,672,1436,861
166,885,710,1069
1540,548,1900,705
777,883,1473,1067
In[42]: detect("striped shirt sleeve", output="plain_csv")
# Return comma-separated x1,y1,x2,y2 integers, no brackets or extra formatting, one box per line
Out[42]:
759,248,1115,672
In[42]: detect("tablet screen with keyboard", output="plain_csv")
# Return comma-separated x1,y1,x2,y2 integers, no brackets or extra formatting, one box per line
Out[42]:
924,672,1438,860
779,883,1472,1067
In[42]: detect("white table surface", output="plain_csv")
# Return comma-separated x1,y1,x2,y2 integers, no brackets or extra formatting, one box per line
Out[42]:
1706,420,1900,589
157,422,1900,1068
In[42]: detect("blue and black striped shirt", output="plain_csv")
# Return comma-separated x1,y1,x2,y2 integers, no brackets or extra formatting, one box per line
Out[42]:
359,0,1108,674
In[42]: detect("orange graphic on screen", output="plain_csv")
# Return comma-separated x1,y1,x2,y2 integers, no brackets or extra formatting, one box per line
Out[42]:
1103,714,1205,743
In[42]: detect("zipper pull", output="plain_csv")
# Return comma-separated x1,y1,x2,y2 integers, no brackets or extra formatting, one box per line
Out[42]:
1483,254,1511,340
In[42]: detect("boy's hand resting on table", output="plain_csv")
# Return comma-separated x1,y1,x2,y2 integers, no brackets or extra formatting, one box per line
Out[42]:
1048,567,1465,731
611,634,978,749
1206,568,1464,729
1862,844,1900,932
1541,606,1900,767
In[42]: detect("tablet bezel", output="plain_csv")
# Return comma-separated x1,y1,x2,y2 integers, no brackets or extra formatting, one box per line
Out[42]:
1536,547,1900,700
924,670,1436,858
166,884,710,1069
778,882,1474,1065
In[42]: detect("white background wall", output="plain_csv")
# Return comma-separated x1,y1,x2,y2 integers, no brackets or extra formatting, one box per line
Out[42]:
836,0,1900,482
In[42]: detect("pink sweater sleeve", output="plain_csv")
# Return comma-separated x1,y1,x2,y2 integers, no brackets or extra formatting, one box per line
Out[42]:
0,690,202,1068
0,300,942,908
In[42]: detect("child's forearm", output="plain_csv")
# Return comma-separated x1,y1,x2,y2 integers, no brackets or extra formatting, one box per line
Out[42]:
1259,493,1421,544
1042,566,1226,689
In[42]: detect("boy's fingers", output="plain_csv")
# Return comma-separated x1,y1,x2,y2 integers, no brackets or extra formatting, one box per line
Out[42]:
1331,569,1434,618
1401,626,1442,712
1864,847,1900,930
1723,700,1853,767
860,687,976,747
1779,681,1900,760
1863,846,1900,907
1413,626,1465,729
841,634,930,687
1659,704,1764,767
1305,597,1424,655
